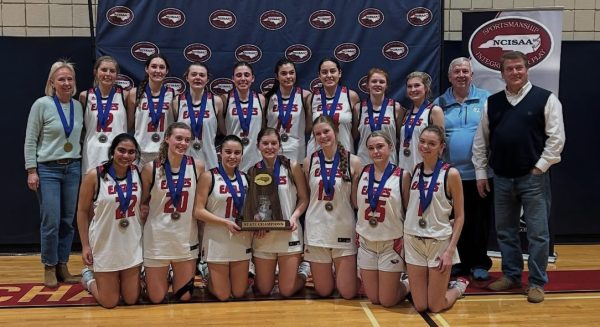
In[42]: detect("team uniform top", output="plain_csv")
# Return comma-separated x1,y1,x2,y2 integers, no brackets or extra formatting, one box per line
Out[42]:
177,91,219,169
134,87,176,155
356,98,398,165
202,168,252,262
252,159,303,254
398,105,432,171
307,86,354,155
265,87,306,162
143,156,199,260
81,87,127,174
224,91,263,172
404,162,453,239
356,164,404,242
305,150,356,249
89,165,143,272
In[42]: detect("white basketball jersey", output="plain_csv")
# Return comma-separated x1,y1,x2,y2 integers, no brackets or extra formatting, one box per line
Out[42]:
404,162,453,239
89,165,143,272
134,87,175,156
356,99,398,165
82,87,127,174
144,156,199,260
307,86,354,155
177,91,219,169
202,168,252,262
305,150,356,249
398,106,432,171
224,91,263,172
265,87,306,162
355,164,404,241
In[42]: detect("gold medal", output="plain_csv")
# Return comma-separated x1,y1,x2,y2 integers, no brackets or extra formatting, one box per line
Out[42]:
325,202,333,211
119,219,129,228
369,216,378,227
171,212,181,220
241,137,250,146
418,218,426,228
98,134,108,143
193,142,202,150
63,142,73,152
403,148,411,157
280,133,289,142
151,133,161,142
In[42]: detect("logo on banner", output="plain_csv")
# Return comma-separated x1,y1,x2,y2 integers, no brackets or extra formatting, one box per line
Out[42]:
382,41,409,60
334,43,360,62
115,74,134,91
285,44,312,63
184,43,212,62
210,78,234,96
407,7,433,26
106,6,134,26
158,8,185,28
358,8,384,28
260,78,276,94
163,77,186,96
309,10,335,29
260,10,287,30
131,41,159,62
310,78,323,93
235,44,262,63
358,76,369,94
469,16,553,71
210,9,237,29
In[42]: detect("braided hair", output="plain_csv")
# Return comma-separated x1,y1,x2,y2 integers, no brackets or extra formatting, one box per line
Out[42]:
312,115,351,182
134,53,171,110
264,58,295,100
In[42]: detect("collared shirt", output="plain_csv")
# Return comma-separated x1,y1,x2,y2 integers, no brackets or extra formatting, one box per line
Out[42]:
472,81,566,179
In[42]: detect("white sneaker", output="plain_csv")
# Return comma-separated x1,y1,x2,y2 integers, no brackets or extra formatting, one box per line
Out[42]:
449,277,470,298
80,267,95,291
297,261,311,280
248,260,256,278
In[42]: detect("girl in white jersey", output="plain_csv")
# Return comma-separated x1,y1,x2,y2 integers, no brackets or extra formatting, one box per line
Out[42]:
355,131,410,307
140,122,205,303
174,62,224,170
303,115,362,299
223,62,266,172
77,133,143,308
127,54,176,166
263,59,312,162
353,68,405,166
79,56,129,174
306,58,360,156
251,128,310,297
404,125,467,313
398,72,444,171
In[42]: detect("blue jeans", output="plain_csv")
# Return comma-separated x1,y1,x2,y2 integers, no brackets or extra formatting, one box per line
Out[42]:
494,172,551,288
37,160,81,266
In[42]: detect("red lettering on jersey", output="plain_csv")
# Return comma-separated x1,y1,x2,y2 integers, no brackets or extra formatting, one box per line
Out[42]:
231,107,258,116
279,176,287,185
183,109,210,119
219,184,241,194
316,103,343,112
141,101,170,111
90,103,120,111
360,185,391,197
160,177,192,190
363,116,391,125
406,118,423,126
314,167,343,178
410,180,440,192
108,182,139,195
273,104,299,113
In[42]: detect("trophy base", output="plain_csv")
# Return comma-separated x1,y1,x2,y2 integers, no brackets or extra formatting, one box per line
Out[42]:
236,219,291,231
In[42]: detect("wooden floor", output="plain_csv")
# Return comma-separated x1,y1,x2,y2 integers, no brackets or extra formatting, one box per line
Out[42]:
1,244,600,326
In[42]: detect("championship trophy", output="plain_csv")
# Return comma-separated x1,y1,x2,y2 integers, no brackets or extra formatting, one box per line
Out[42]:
238,162,290,230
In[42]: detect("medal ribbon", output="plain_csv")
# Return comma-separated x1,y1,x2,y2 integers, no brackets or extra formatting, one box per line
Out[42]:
107,165,133,215
318,150,340,197
94,87,116,131
403,101,429,147
367,97,389,132
164,156,188,209
276,87,296,131
320,86,341,118
185,90,208,140
233,89,254,135
218,163,246,216
368,163,395,212
145,85,167,129
417,159,443,217
52,96,75,139
261,157,282,187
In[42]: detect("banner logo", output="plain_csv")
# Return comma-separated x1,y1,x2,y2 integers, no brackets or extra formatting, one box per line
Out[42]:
260,78,276,94
106,6,134,26
358,8,384,28
235,44,262,63
158,8,185,28
115,74,134,91
469,16,553,71
163,77,186,96
260,10,287,30
285,44,312,64
210,78,234,96
310,78,323,93
382,41,409,60
209,9,237,29
184,43,212,62
130,41,159,62
334,43,360,62
358,75,369,94
309,10,335,29
407,7,433,26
